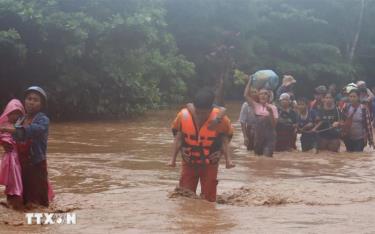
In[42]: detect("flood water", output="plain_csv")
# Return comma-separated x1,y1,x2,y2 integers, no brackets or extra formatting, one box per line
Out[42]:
1,102,375,233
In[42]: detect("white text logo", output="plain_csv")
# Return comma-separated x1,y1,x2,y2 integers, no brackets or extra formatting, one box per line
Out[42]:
25,213,76,225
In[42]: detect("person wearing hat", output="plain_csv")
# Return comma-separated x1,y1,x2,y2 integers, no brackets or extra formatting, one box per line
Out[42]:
276,75,296,101
275,93,298,151
0,86,54,207
310,85,328,112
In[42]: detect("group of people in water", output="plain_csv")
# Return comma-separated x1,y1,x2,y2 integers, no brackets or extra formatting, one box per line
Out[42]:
241,76,375,156
1,77,374,207
0,86,53,210
169,75,375,202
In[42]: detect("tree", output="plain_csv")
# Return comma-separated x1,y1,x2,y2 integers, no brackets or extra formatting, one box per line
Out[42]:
0,0,194,119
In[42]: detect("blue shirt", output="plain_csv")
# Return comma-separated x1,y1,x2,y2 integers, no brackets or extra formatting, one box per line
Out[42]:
14,112,49,165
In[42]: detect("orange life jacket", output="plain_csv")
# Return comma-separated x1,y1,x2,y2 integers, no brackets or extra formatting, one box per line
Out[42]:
180,107,220,165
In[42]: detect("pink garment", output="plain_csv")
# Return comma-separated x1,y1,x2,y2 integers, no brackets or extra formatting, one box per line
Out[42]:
0,99,25,197
0,135,23,196
0,99,25,125
253,102,279,118
48,181,55,202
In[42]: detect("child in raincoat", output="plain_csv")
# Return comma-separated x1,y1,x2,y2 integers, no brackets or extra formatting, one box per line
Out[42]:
0,99,25,209
1,86,54,208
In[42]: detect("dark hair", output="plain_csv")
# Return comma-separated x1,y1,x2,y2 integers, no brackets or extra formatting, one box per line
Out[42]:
25,91,47,110
296,97,309,104
324,92,333,98
193,87,215,109
329,84,337,89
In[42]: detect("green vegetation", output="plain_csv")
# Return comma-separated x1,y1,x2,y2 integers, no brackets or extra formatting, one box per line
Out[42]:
1,0,374,119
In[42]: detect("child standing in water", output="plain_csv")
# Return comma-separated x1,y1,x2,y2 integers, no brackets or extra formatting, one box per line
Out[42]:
1,86,54,207
0,99,25,209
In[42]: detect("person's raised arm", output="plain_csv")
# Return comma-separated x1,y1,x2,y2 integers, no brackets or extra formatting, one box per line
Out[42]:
367,88,375,102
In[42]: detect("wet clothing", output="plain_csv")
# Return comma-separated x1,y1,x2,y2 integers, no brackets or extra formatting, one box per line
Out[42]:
0,135,23,197
17,140,49,206
297,110,317,152
14,112,54,206
342,104,374,151
179,162,218,202
239,102,256,126
244,125,254,151
171,107,233,202
14,113,49,165
316,107,342,152
344,138,366,152
317,137,340,152
300,133,317,152
239,102,256,151
346,106,365,140
252,102,278,118
316,107,342,139
0,99,25,199
253,116,276,157
275,108,297,151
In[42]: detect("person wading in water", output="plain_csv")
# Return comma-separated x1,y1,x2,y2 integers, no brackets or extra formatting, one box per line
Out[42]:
0,86,54,208
168,87,235,202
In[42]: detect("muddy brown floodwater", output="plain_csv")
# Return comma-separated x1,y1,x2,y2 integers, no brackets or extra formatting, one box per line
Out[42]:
1,102,375,233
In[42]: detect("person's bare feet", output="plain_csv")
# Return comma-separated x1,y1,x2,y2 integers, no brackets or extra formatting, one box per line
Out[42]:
226,162,235,169
167,160,176,167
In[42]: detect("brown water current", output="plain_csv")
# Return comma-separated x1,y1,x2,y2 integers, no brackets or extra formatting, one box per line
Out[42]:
1,102,375,233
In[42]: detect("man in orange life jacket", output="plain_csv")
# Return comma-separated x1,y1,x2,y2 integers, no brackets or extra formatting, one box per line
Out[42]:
168,88,235,202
